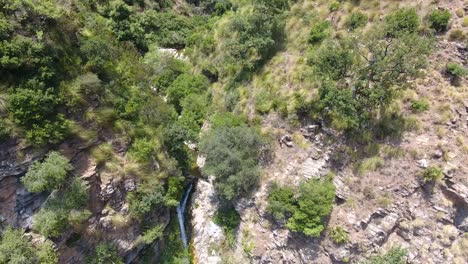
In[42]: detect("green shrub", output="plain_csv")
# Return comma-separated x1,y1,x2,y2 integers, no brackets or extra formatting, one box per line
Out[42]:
0,119,10,142
8,87,58,127
210,112,248,129
410,99,429,113
129,138,156,164
167,73,209,113
128,182,166,218
213,205,240,247
21,151,72,193
9,84,69,146
33,178,88,238
385,8,420,35
286,177,335,237
329,2,340,12
428,9,451,32
329,226,349,244
138,225,164,245
0,227,58,264
309,20,331,44
446,62,467,77
33,208,68,238
421,166,443,183
345,11,368,31
86,243,123,264
266,182,295,221
363,246,407,264
178,93,208,141
25,116,69,146
200,126,265,200
446,62,467,86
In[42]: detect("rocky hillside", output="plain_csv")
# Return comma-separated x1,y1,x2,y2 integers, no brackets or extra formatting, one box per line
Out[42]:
0,0,467,264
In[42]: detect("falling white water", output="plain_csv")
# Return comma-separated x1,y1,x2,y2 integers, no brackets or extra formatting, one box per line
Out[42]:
176,183,193,247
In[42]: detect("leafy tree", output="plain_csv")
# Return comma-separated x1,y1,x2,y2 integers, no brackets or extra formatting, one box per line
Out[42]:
266,182,295,222
427,9,451,33
143,48,188,93
363,246,407,264
311,17,432,131
178,93,208,141
167,73,209,113
345,11,368,31
22,151,72,193
286,178,335,237
86,243,124,264
200,126,265,200
216,2,285,78
0,227,36,264
0,227,58,264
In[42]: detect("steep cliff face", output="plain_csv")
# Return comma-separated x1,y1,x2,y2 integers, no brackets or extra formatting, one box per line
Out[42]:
0,140,47,229
0,138,170,263
188,0,468,263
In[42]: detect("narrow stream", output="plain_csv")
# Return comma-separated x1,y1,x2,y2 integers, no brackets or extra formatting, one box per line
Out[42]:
176,183,194,247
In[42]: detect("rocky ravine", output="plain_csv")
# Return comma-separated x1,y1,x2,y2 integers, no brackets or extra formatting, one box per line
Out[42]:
0,138,170,263
191,110,468,263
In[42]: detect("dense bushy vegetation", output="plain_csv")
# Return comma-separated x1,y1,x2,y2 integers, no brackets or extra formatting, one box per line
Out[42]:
266,176,336,237
0,0,445,262
200,123,266,200
86,243,124,264
0,227,58,264
309,8,432,134
22,151,72,193
427,9,451,33
362,246,408,264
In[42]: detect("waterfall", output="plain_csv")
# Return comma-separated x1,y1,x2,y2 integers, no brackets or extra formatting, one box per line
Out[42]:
177,183,193,247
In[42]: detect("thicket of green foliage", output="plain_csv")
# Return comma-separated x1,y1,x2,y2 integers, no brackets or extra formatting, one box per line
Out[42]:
86,243,124,264
309,8,432,133
427,9,451,33
266,177,336,237
309,20,331,44
421,166,443,183
286,177,336,237
213,205,241,247
22,151,72,193
0,227,58,264
200,124,265,200
33,178,89,237
266,182,295,221
362,246,407,264
345,11,368,31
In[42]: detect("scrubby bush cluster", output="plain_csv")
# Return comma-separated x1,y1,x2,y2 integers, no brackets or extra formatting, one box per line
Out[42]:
307,8,432,135
266,177,336,237
200,121,266,200
0,227,58,264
